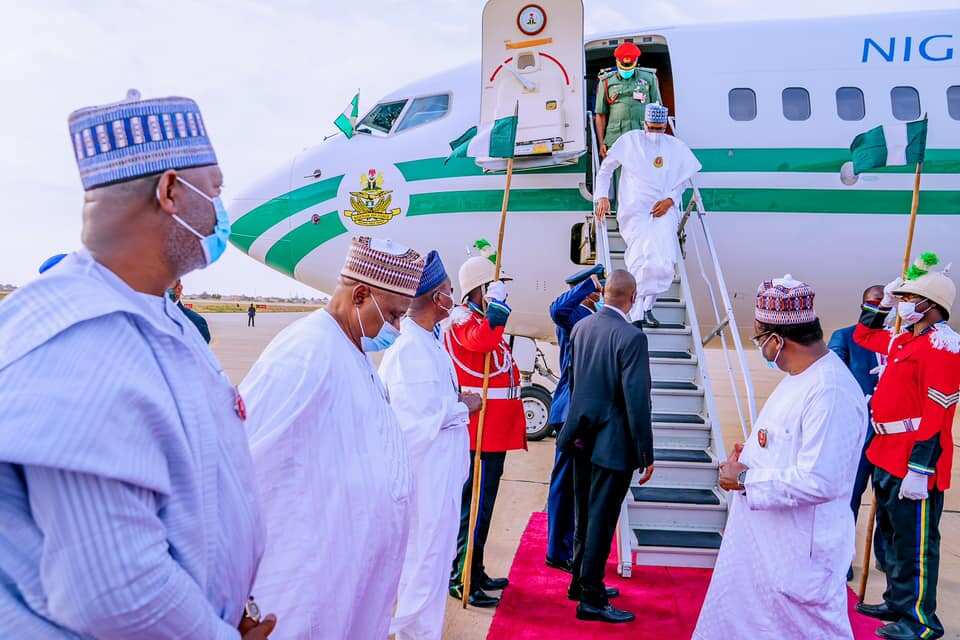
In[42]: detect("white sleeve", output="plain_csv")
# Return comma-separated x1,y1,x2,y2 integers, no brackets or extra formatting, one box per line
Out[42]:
744,385,865,510
386,379,467,465
593,139,625,202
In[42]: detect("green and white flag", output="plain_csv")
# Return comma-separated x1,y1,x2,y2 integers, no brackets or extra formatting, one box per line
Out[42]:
334,93,359,139
446,111,518,164
849,117,927,174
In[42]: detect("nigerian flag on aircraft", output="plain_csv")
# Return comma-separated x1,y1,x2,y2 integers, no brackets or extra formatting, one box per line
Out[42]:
334,93,359,139
849,117,928,174
446,111,518,164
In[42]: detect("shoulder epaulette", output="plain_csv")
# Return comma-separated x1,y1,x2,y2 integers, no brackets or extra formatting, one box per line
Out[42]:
598,67,617,80
637,66,658,75
929,322,960,354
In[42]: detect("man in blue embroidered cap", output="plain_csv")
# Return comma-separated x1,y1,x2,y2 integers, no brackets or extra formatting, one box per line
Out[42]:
0,91,274,638
594,103,701,327
380,249,482,640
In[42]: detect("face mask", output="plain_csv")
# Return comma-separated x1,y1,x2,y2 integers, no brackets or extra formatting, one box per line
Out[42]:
166,289,177,302
434,290,454,314
167,177,231,267
759,334,784,371
618,68,635,79
594,298,605,312
897,300,927,327
356,292,400,352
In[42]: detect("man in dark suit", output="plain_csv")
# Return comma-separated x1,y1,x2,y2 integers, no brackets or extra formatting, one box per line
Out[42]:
557,269,655,624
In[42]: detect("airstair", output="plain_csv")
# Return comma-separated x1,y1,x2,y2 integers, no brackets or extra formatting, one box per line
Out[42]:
587,114,758,576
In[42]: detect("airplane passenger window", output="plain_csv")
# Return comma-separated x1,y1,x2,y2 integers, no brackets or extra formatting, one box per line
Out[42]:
782,87,811,121
890,86,920,121
396,94,451,132
728,89,756,121
358,99,408,134
948,86,960,121
836,87,865,121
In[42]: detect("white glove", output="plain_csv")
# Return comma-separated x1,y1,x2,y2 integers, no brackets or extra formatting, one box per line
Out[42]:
485,281,508,303
882,277,903,309
899,470,930,501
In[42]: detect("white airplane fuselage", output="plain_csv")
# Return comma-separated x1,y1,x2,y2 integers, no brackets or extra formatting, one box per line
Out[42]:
231,10,959,341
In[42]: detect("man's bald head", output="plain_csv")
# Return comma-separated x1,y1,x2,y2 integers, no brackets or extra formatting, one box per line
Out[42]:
604,269,637,313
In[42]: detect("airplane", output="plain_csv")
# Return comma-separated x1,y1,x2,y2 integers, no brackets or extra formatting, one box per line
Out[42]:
230,7,959,386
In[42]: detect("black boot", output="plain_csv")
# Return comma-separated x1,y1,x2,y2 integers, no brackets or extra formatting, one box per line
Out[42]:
877,620,939,639
575,602,635,623
855,601,900,622
449,584,500,608
642,310,660,328
479,572,509,591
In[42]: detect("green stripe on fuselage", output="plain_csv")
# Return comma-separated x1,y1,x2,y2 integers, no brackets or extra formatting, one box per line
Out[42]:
407,188,592,216
693,148,960,174
396,154,588,182
230,175,344,253
264,210,347,276
686,188,960,214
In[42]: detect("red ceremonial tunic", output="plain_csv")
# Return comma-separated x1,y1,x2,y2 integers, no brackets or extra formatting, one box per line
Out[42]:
854,307,960,491
444,306,527,453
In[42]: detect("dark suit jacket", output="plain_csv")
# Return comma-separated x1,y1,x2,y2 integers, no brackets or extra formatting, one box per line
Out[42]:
557,305,654,473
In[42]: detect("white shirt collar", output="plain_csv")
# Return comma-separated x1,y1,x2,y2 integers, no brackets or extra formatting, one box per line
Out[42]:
606,305,631,322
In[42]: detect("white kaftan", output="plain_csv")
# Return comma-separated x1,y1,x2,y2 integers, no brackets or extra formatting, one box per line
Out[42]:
693,352,867,640
380,317,470,640
594,130,701,317
242,309,411,640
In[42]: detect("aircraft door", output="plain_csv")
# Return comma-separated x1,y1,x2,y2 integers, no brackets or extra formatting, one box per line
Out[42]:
480,1,585,171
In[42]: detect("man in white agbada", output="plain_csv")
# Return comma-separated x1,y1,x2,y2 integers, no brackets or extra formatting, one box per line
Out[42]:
380,250,482,640
0,94,272,638
242,236,424,639
693,276,867,640
594,103,701,327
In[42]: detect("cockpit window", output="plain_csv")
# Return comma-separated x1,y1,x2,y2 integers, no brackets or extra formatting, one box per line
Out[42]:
396,94,450,132
358,99,408,134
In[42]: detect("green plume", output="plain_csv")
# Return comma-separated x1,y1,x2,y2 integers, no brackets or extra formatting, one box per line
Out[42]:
906,264,927,281
919,252,939,267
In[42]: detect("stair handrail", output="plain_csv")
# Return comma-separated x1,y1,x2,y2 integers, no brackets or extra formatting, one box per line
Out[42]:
669,117,758,433
587,110,613,274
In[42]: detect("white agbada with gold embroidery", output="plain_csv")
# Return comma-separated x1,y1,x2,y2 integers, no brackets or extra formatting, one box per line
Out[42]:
693,352,867,640
594,130,701,317
380,316,470,640
242,309,411,640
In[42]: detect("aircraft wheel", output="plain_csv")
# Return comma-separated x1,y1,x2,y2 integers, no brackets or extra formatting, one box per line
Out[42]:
522,384,554,441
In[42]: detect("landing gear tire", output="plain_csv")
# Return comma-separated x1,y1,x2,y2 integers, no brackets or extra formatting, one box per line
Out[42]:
522,384,554,442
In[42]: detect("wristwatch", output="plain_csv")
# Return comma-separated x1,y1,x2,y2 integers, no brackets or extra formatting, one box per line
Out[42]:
244,596,261,624
737,469,748,489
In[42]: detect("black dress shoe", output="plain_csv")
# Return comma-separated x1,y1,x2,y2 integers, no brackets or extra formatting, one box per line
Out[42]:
545,556,574,573
479,573,509,591
855,601,900,622
567,586,620,601
877,620,937,640
847,566,854,582
642,310,661,328
448,585,500,608
576,602,635,623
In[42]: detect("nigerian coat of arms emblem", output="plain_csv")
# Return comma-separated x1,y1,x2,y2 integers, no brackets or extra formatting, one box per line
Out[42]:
344,168,402,226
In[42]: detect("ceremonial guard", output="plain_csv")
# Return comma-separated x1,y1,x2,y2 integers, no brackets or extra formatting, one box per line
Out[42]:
594,42,660,158
855,254,958,640
447,256,527,607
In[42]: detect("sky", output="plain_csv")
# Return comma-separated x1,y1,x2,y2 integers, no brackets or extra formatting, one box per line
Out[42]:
1,0,955,297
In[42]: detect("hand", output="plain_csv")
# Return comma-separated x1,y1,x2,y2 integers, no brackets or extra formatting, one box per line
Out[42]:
460,391,483,414
718,459,748,491
637,464,654,486
650,198,674,218
898,470,929,500
240,614,276,639
484,281,508,303
599,143,608,159
882,277,903,309
595,197,610,221
590,274,603,290
726,442,744,464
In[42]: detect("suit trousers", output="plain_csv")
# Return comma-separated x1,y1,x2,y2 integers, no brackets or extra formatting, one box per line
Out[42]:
450,451,506,589
874,467,944,639
546,442,575,564
570,447,632,607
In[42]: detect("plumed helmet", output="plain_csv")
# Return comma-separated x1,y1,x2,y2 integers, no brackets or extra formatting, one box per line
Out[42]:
458,256,512,303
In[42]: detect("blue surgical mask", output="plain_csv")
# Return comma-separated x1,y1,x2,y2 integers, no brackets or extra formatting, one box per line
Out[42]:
759,334,784,371
619,69,635,79
357,292,400,352
594,298,605,312
170,176,231,267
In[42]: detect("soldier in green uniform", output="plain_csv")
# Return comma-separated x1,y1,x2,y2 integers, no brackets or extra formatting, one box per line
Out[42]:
595,42,660,159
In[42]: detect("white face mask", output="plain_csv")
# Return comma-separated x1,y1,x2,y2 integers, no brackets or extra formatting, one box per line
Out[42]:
759,334,784,371
897,300,928,327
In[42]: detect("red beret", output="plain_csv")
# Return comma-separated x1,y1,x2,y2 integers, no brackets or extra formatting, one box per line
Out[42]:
614,42,642,62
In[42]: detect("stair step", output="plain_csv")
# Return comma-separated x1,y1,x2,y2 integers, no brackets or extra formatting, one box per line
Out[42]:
651,357,698,384
634,529,722,550
651,381,698,391
649,350,692,359
653,412,704,424
657,297,681,303
645,322,686,330
631,486,721,506
654,448,712,463
652,386,704,413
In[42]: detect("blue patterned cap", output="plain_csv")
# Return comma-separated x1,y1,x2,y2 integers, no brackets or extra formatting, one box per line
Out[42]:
415,250,449,297
645,103,668,124
68,90,218,190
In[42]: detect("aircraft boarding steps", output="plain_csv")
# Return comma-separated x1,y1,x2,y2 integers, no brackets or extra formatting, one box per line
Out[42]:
604,215,727,572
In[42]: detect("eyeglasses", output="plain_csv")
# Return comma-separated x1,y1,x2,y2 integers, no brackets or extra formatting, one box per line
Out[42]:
750,332,774,349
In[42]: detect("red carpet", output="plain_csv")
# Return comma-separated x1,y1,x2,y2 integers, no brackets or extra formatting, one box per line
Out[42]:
487,512,883,640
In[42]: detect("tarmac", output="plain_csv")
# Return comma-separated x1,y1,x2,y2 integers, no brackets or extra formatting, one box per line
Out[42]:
207,311,960,640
